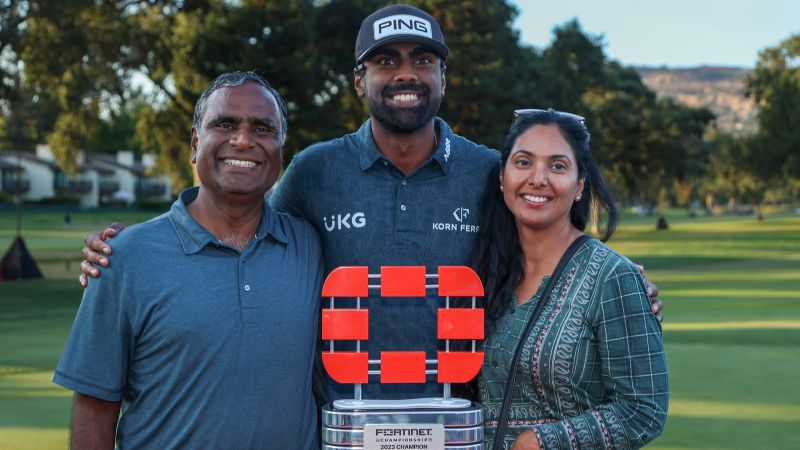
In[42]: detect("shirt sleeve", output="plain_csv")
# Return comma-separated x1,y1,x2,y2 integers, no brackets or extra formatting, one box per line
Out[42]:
532,260,669,449
269,151,307,218
52,264,132,402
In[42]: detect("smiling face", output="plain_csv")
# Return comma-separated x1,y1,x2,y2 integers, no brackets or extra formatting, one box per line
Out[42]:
501,124,585,233
355,42,445,134
190,82,283,202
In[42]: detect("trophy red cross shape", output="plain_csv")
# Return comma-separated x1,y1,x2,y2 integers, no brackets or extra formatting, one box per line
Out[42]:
321,265,484,395
320,266,486,449
321,266,484,450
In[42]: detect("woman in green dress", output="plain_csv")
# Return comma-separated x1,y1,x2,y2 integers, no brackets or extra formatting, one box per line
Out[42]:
470,109,668,449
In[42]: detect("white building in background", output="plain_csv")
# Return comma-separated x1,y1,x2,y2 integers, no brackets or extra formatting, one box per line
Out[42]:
0,158,29,197
86,150,172,207
0,145,92,204
0,145,172,208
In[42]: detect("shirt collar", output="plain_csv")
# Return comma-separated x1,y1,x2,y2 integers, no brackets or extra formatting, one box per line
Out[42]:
430,117,455,173
357,117,454,174
169,186,289,255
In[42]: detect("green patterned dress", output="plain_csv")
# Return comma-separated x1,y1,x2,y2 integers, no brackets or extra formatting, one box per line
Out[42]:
480,238,668,449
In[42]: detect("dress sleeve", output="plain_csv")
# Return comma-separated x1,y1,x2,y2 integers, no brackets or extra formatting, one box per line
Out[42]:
52,263,133,402
531,260,669,449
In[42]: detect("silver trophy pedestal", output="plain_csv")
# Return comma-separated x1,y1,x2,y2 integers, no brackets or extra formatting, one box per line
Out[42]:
322,398,483,450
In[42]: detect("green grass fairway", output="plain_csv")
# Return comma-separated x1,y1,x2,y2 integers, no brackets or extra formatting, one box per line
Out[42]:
0,281,82,449
1,209,160,448
1,208,799,449
611,212,800,449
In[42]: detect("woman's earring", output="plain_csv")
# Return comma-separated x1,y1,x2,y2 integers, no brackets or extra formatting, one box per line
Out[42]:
575,194,582,201
500,184,504,192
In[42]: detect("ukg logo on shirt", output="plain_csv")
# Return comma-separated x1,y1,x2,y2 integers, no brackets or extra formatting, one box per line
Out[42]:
324,212,366,232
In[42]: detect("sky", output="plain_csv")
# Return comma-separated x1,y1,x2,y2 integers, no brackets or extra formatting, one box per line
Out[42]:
513,0,800,68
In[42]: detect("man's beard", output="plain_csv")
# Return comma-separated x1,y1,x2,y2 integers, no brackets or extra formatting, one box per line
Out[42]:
367,83,441,134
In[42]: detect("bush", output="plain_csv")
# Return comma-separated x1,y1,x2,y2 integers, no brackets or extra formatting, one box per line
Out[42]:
134,198,174,211
28,195,81,206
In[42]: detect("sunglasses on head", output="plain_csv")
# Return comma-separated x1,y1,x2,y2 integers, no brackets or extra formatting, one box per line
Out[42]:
513,108,586,124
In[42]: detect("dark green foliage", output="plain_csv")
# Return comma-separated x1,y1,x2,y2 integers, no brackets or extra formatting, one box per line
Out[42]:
1,0,761,205
84,98,148,155
0,0,25,103
431,0,545,148
746,34,800,185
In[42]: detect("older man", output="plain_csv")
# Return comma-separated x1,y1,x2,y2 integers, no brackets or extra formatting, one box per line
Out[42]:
54,72,322,448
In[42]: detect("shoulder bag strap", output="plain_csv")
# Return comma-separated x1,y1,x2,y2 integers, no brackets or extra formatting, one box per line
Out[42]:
491,234,590,449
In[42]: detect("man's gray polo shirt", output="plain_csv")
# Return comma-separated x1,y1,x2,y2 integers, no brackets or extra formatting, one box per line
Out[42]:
270,117,499,400
53,187,323,449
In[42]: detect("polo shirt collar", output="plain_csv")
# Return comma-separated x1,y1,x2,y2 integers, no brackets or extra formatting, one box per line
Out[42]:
357,117,454,174
430,117,455,173
169,186,288,255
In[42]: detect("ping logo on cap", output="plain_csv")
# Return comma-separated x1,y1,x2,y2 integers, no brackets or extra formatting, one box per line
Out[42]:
373,14,432,40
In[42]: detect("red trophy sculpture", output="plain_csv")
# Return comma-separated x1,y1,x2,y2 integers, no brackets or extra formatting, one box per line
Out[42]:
320,266,484,450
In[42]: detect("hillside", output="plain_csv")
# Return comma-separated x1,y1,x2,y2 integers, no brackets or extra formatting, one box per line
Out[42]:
637,66,758,134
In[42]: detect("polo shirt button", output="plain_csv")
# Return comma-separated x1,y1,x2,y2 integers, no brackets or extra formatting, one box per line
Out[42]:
244,284,251,292
491,361,498,368
400,205,407,211
401,180,407,186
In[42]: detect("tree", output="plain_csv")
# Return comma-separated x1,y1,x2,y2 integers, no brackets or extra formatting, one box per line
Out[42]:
0,0,25,103
85,93,150,155
584,60,713,210
12,0,715,201
534,22,715,214
17,0,548,188
20,0,139,171
0,78,61,151
702,131,766,215
541,19,606,112
430,0,549,148
746,34,800,197
20,0,323,187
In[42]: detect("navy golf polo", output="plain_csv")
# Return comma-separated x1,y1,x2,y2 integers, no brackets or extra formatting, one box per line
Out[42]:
270,117,499,400
54,187,323,448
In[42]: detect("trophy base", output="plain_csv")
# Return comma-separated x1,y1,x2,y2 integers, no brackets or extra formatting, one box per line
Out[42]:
333,397,473,410
321,398,483,450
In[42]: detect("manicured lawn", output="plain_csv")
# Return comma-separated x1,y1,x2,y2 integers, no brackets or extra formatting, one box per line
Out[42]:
0,281,81,449
1,209,162,448
1,207,798,448
612,211,800,449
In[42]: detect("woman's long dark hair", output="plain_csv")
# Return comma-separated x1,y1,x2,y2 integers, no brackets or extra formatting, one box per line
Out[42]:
469,109,618,330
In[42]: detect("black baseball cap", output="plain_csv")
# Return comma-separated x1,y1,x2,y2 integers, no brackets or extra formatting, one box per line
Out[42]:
354,4,449,64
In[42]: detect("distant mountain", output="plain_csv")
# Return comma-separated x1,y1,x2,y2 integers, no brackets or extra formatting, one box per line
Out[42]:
636,66,758,135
